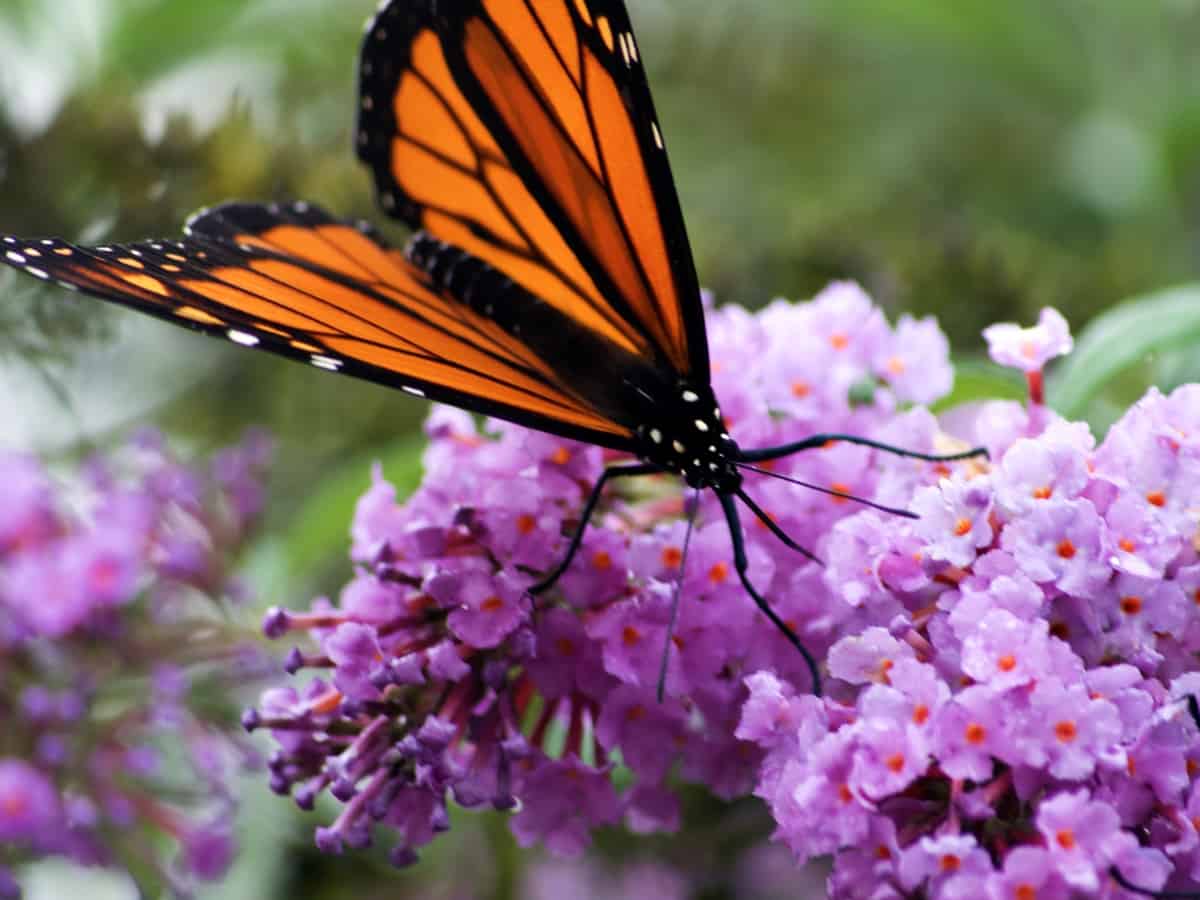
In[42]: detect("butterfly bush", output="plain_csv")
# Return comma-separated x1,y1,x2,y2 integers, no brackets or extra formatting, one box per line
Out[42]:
0,430,272,898
254,284,1200,897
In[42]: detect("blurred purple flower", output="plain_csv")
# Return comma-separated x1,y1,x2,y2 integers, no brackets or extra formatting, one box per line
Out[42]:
0,431,271,896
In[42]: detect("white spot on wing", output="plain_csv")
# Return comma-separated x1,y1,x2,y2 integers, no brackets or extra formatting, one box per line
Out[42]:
672,440,685,454
649,428,663,444
312,355,342,371
402,385,425,397
681,390,698,402
695,419,709,432
228,329,260,347
26,267,48,280
651,122,663,149
5,251,25,264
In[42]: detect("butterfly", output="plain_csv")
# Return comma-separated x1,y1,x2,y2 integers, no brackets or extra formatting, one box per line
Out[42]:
0,0,982,695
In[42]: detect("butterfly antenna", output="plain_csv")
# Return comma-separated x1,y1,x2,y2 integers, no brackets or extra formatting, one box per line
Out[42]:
735,462,917,520
1108,865,1200,898
718,492,822,696
738,433,988,465
656,489,700,702
734,487,820,563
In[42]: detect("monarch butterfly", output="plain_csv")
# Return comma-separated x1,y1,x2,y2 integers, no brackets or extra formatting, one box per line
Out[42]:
1,0,982,695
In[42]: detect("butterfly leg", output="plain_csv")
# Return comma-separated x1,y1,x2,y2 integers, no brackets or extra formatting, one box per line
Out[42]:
735,487,819,564
737,433,988,464
717,492,823,696
529,462,661,595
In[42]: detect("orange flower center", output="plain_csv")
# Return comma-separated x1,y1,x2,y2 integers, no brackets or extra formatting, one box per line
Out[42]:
1120,595,1142,615
661,546,683,568
830,333,849,350
953,517,972,537
830,482,851,504
964,722,987,745
708,562,729,584
591,550,613,570
555,637,576,656
621,626,642,646
885,753,905,773
791,380,811,398
626,704,646,722
1015,884,1036,900
1056,539,1076,559
516,514,536,535
939,854,961,873
1032,485,1052,500
912,704,930,725
1146,490,1166,507
1118,537,1135,552
550,446,572,466
1056,829,1076,851
886,356,905,375
481,595,505,613
1054,720,1078,743
877,658,895,685
997,654,1017,672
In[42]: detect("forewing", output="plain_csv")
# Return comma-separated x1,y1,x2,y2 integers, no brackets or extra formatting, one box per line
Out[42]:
356,0,709,381
0,202,639,449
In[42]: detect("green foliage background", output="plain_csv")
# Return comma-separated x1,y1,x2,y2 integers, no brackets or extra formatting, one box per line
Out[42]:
2,1,1200,897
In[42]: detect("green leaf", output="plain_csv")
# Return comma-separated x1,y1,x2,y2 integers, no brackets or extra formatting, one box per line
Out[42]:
101,0,260,82
1048,283,1200,419
282,437,425,585
933,355,1026,411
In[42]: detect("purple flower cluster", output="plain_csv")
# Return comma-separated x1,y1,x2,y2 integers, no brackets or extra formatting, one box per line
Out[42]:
250,283,966,863
739,313,1200,898
254,287,1200,896
0,430,272,898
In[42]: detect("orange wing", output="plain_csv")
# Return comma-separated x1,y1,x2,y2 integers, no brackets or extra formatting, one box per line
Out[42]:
0,202,638,449
356,0,709,381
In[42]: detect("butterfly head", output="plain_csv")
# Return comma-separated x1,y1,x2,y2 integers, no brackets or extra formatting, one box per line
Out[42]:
636,383,742,493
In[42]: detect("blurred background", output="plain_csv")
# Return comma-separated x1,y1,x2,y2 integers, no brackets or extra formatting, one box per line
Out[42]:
2,0,1200,897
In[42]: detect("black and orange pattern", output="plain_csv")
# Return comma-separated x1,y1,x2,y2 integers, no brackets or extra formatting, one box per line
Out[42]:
356,0,706,378
2,0,709,453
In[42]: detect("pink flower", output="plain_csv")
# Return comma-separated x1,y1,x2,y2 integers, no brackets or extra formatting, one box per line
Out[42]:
983,307,1073,373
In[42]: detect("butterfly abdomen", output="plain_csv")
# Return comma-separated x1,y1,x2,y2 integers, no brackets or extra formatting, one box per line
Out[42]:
407,233,513,322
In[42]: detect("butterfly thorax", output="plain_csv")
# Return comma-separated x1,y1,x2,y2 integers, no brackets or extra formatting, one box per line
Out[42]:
634,382,742,493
